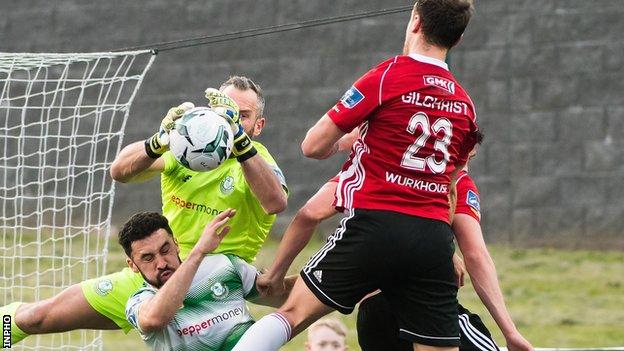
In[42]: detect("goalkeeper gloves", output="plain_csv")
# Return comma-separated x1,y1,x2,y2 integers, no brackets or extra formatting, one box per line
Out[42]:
145,102,195,159
205,88,257,162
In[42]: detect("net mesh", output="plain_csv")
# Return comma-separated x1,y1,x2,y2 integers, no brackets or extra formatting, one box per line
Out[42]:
0,51,155,350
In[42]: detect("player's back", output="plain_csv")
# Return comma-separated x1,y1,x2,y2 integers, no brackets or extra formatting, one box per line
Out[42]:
330,54,478,223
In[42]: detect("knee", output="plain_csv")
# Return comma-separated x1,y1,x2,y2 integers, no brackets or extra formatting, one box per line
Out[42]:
296,204,325,224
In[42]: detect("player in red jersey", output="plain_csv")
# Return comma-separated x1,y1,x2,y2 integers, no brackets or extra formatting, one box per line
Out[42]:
233,1,477,350
256,131,533,351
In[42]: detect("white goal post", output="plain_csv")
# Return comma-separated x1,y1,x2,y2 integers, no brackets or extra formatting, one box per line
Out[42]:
0,51,155,350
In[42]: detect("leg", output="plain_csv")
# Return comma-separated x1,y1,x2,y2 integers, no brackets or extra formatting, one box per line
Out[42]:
232,277,334,351
16,284,118,333
277,276,334,337
2,267,143,346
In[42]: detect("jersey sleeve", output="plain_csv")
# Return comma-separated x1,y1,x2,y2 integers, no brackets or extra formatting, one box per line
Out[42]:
326,58,396,133
228,255,260,299
455,173,481,222
125,287,157,337
162,151,179,176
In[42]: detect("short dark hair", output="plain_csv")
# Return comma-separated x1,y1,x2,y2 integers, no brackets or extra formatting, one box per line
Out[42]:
416,0,474,49
476,130,484,144
220,75,265,117
118,212,173,257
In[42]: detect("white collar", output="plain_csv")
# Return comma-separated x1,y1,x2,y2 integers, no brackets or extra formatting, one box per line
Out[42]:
408,53,449,71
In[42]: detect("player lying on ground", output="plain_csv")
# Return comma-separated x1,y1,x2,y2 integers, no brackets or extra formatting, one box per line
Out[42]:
0,76,288,346
120,210,295,351
258,133,532,351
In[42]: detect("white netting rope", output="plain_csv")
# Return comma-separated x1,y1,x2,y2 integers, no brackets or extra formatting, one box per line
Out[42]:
0,51,155,350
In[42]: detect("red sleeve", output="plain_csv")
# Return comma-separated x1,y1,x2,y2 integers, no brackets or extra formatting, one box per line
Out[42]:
455,172,481,222
326,57,397,133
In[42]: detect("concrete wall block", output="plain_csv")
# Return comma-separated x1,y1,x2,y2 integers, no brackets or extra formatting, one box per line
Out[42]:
486,79,510,111
508,14,532,46
484,14,513,47
558,44,604,75
461,47,509,80
606,106,624,140
532,75,580,109
558,106,605,142
510,111,557,142
509,144,533,176
604,42,624,72
531,143,563,176
510,208,533,242
510,44,558,77
584,139,619,172
576,73,624,107
533,206,585,238
559,176,608,207
585,205,624,238
508,0,558,13
484,142,511,178
509,78,533,112
512,176,558,207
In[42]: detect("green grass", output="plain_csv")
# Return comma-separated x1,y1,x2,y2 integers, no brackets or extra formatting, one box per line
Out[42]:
5,234,623,349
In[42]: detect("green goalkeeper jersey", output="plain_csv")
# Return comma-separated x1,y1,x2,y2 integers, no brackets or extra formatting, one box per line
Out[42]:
126,254,258,351
161,141,287,262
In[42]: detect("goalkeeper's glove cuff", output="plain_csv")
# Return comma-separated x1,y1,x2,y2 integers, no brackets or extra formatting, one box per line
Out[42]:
145,133,167,159
233,132,257,162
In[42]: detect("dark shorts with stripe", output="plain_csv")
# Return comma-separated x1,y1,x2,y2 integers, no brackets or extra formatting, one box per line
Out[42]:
357,293,500,351
300,209,460,347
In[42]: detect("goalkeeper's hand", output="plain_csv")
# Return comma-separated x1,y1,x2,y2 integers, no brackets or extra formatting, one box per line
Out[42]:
205,88,257,162
145,102,194,159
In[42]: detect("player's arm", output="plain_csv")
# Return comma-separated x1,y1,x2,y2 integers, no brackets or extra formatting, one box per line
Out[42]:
135,210,234,332
109,141,165,183
249,274,298,308
240,156,287,214
205,89,286,214
301,114,345,159
257,181,339,296
303,59,391,159
110,102,194,183
453,215,533,350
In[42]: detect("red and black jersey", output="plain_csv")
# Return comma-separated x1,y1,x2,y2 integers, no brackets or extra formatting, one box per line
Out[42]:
327,54,479,223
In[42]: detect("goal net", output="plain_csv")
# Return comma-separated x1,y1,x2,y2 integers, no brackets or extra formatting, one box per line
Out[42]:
0,51,155,350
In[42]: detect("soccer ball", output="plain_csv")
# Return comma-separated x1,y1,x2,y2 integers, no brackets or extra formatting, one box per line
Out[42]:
169,107,233,172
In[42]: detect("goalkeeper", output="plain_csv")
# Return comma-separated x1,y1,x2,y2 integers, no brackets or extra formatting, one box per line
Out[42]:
1,76,288,345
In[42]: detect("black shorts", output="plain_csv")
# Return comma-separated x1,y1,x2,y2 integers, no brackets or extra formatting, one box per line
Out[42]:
300,208,460,347
357,293,500,351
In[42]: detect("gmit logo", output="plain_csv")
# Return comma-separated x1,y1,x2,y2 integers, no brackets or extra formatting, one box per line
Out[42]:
3,314,10,348
423,75,455,94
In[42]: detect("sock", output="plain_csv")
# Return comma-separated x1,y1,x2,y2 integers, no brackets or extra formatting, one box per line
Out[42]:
232,312,291,351
1,302,29,345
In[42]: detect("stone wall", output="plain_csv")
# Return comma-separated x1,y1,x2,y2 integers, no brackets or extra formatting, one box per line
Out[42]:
2,0,622,247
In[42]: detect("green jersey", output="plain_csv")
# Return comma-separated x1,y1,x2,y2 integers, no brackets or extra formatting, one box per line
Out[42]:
126,254,258,351
161,141,287,262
